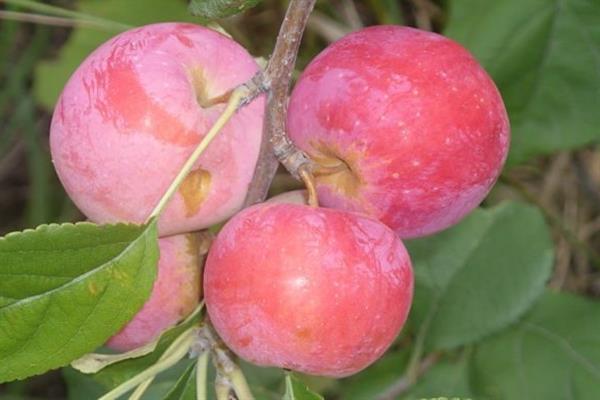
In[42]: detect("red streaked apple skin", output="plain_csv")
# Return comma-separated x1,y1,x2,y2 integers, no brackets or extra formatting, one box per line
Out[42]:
50,23,264,236
287,25,510,238
107,233,201,351
204,203,413,377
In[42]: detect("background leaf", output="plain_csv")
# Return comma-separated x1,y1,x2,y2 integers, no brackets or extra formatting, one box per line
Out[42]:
445,0,600,165
188,0,262,19
63,361,192,400
89,311,202,389
0,221,158,382
283,373,324,400
399,354,474,400
338,352,409,400
407,202,554,350
472,291,600,399
162,360,197,400
33,0,198,109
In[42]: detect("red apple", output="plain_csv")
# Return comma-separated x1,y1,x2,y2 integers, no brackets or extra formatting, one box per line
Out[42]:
287,26,510,238
204,203,413,377
107,233,201,351
50,23,264,236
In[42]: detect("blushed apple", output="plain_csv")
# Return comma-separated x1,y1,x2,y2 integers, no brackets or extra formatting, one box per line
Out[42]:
204,202,413,377
107,233,201,351
50,23,264,236
287,26,510,238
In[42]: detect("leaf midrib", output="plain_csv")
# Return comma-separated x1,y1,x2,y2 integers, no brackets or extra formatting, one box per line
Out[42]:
523,322,600,379
0,225,151,313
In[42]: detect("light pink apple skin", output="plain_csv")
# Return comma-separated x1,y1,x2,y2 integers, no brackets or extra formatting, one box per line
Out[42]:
204,203,413,377
287,26,510,239
107,233,201,351
50,23,264,236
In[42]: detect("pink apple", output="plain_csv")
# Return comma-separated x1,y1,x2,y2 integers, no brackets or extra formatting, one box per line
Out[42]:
107,233,201,351
287,26,510,238
204,203,413,377
50,23,264,236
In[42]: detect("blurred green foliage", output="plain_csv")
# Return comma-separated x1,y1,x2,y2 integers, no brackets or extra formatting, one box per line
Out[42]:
34,0,198,108
189,0,263,20
445,0,600,166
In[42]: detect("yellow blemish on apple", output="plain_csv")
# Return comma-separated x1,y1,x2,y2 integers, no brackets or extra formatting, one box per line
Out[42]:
179,168,211,217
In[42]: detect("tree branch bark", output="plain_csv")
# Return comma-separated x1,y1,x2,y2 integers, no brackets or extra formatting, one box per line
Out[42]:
242,0,317,207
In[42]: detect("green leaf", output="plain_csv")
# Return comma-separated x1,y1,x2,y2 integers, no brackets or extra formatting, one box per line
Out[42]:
239,360,287,399
283,373,324,400
162,360,197,400
34,0,198,109
0,221,159,383
63,360,193,400
407,202,554,351
63,366,108,400
414,398,473,400
71,338,161,374
339,351,409,400
90,310,202,389
188,0,262,19
445,0,600,165
70,302,201,377
399,354,474,400
472,291,600,399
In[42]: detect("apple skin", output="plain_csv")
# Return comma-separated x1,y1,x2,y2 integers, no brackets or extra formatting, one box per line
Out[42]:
107,233,201,351
204,203,413,377
287,25,510,238
50,23,264,236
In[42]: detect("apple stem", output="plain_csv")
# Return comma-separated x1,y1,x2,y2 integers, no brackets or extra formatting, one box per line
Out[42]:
98,328,197,400
196,350,210,400
214,375,231,400
146,88,245,223
229,365,255,400
129,301,204,400
198,88,233,108
128,375,153,400
299,166,319,207
313,163,348,176
200,323,255,400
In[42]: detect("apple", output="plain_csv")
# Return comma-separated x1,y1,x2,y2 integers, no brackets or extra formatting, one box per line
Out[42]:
287,25,510,238
50,23,264,236
204,202,413,377
107,233,201,351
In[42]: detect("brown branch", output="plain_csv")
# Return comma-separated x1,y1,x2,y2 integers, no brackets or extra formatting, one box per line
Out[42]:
242,0,317,207
573,152,600,212
501,173,600,269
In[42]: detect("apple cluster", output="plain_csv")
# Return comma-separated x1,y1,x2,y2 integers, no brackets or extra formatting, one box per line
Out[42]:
50,22,509,377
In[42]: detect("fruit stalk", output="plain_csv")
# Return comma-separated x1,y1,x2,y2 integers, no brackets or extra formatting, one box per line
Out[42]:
146,89,245,222
98,328,197,400
243,0,317,207
199,323,255,400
